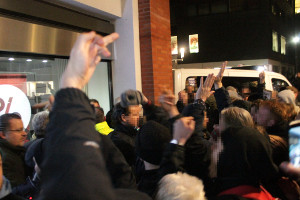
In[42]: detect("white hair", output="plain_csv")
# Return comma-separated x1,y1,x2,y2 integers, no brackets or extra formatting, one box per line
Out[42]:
31,111,49,137
156,172,206,200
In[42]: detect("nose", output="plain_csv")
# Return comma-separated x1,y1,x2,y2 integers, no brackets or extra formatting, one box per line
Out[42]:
21,130,27,136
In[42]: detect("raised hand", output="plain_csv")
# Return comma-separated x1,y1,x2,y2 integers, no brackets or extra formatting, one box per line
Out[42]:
280,162,300,180
178,90,188,105
259,71,265,84
196,73,216,102
214,61,227,89
159,88,179,118
60,31,119,89
173,117,195,146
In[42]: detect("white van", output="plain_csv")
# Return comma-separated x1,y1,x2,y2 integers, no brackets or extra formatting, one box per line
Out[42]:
173,68,292,100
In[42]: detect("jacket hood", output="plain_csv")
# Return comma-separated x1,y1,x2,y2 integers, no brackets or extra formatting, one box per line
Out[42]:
217,127,279,187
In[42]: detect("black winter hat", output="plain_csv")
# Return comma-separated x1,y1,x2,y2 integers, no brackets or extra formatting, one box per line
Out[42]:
136,120,171,165
120,90,143,108
25,138,44,168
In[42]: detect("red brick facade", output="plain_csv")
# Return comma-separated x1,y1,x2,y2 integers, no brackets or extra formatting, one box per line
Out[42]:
138,0,173,105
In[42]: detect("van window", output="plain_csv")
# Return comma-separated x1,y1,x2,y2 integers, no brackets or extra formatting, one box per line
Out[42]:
186,76,259,93
272,78,289,92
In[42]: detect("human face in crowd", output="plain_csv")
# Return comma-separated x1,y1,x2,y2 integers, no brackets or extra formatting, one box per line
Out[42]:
241,87,251,100
209,138,224,178
202,111,209,129
186,85,193,93
218,115,226,133
123,105,141,127
250,106,258,124
256,106,274,127
1,118,27,147
90,101,100,108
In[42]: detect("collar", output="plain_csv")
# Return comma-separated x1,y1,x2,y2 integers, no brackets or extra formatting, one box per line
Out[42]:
114,123,138,137
0,139,25,153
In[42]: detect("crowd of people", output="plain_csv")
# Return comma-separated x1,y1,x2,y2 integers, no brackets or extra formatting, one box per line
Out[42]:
1,31,300,200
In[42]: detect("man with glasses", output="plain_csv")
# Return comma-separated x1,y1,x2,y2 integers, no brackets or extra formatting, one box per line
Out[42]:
0,113,28,187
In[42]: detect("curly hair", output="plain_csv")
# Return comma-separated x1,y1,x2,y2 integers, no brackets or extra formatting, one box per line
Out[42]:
259,100,288,122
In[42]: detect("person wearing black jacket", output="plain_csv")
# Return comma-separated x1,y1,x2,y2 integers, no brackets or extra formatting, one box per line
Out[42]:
109,89,170,170
135,120,172,197
39,31,151,200
159,74,215,193
0,113,30,189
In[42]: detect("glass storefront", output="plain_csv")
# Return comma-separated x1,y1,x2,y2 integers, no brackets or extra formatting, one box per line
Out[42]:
0,55,112,130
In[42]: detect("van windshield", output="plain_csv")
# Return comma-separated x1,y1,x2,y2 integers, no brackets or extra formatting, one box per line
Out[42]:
186,76,259,93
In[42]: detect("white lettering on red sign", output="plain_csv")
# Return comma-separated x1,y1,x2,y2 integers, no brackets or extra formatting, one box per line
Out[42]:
0,85,31,128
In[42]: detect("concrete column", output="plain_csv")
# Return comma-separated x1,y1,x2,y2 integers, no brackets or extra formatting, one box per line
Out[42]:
113,0,142,99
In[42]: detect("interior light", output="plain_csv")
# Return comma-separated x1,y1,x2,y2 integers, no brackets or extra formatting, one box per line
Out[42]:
42,60,48,63
8,58,14,61
26,59,32,62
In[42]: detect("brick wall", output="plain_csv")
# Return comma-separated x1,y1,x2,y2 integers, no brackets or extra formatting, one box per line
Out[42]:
138,0,173,104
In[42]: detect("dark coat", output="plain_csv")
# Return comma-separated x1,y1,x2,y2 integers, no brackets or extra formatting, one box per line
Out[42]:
137,169,160,198
208,127,280,198
109,124,138,167
39,88,151,200
39,88,116,200
100,135,136,189
0,139,27,187
1,194,26,200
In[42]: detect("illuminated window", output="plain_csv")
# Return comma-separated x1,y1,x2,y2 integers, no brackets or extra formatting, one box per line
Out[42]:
189,34,199,53
281,36,286,55
171,36,178,55
296,0,300,14
272,31,278,52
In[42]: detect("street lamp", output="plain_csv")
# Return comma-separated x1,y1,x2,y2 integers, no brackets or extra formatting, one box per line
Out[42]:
172,47,185,64
293,36,300,73
293,36,300,43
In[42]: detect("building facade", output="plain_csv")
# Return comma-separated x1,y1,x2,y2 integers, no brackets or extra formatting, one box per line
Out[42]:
170,0,296,80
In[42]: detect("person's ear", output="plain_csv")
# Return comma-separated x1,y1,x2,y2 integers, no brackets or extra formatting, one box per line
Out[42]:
0,131,5,139
121,114,126,122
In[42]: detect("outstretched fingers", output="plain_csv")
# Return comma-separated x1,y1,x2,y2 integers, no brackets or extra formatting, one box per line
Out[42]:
204,73,215,89
94,33,119,58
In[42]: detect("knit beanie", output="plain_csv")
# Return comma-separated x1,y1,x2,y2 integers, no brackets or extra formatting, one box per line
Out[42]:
136,120,172,165
120,90,144,108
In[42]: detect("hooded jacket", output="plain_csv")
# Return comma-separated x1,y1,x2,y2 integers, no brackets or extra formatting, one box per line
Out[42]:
213,127,279,198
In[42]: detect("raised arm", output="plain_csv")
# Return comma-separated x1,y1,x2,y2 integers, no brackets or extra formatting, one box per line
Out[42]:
213,61,231,112
159,117,195,177
40,31,120,200
60,31,119,90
